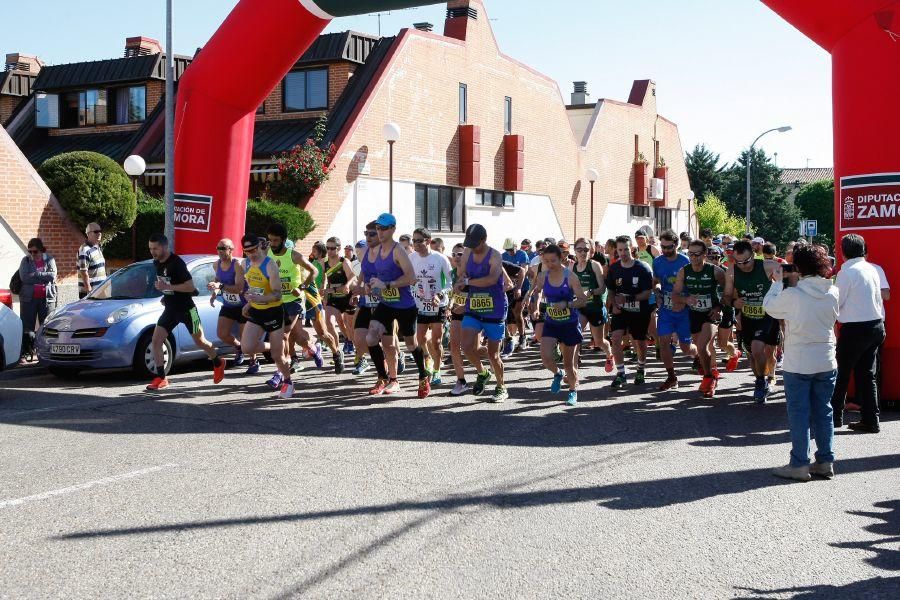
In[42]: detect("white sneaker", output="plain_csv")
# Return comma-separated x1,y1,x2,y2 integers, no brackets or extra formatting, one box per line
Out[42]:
772,463,811,482
278,381,295,399
450,380,470,396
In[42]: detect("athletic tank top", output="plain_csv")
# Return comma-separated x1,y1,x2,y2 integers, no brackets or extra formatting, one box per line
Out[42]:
325,258,348,297
574,261,603,308
360,248,379,308
374,243,415,309
734,259,771,319
216,259,245,307
245,256,281,310
683,263,719,312
638,248,657,305
269,248,302,304
543,268,578,324
465,249,507,321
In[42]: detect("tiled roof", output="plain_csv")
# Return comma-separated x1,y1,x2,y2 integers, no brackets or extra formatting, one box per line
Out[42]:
295,31,380,66
779,167,834,186
32,54,191,91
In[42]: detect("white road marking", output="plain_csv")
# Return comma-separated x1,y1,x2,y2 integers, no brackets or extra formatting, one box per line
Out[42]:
0,463,178,509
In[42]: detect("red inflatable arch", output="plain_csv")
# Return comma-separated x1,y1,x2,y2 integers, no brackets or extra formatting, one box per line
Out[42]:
174,0,900,399
763,0,900,400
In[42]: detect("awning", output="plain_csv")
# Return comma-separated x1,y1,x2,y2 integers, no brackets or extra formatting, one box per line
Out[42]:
142,163,281,187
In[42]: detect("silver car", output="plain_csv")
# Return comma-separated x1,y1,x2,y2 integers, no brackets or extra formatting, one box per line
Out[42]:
36,255,236,379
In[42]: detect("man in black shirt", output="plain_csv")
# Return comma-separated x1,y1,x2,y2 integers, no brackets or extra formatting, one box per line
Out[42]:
147,234,224,390
607,235,654,389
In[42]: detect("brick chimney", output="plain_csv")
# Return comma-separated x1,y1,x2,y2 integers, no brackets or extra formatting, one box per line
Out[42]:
124,36,162,58
444,0,479,41
4,53,44,73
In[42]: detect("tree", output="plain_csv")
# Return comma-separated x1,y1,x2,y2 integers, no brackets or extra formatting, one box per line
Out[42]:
720,147,801,250
685,144,727,203
38,151,137,238
794,179,835,248
269,115,335,204
695,193,746,237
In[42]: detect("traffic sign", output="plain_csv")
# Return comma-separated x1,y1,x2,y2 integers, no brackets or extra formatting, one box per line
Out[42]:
806,220,818,237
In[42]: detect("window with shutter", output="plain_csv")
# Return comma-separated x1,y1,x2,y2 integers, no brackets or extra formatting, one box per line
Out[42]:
284,68,328,112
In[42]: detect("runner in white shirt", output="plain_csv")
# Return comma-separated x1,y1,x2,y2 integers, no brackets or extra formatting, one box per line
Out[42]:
410,228,453,386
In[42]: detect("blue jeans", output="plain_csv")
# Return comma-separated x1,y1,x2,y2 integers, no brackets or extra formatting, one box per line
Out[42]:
783,370,837,467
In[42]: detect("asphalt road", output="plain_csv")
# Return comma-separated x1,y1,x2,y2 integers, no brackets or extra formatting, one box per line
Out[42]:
0,351,897,599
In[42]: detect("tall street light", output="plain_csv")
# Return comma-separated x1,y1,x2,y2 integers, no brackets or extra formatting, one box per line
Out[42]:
586,168,599,238
383,122,400,214
746,125,791,233
164,0,175,250
124,155,146,261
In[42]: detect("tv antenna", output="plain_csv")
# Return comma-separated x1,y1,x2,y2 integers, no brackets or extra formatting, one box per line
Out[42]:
367,8,416,36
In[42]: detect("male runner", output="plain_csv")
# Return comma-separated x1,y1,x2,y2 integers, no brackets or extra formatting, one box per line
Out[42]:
455,223,509,402
146,234,224,391
653,230,697,390
410,228,453,385
501,237,530,355
723,240,781,402
207,238,246,368
606,235,654,389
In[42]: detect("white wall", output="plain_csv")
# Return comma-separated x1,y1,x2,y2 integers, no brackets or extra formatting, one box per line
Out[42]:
465,190,563,248
595,203,691,243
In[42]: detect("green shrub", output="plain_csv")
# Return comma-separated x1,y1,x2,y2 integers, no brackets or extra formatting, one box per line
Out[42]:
102,197,315,260
38,151,137,235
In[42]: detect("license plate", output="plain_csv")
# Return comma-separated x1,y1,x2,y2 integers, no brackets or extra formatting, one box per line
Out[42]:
51,344,80,355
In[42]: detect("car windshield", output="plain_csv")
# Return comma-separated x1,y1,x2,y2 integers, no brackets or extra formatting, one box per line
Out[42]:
88,263,162,300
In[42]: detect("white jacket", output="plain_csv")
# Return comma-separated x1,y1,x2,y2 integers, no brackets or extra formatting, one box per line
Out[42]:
763,277,839,374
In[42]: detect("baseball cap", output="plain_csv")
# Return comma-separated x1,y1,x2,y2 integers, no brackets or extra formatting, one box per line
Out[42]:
503,237,516,250
712,237,722,245
374,213,397,227
463,223,487,249
752,237,765,244
355,239,367,249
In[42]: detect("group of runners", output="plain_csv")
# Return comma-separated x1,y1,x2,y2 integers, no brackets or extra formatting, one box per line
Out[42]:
145,215,802,407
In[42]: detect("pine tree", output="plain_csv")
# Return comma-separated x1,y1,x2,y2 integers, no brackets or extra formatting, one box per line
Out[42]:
685,144,727,203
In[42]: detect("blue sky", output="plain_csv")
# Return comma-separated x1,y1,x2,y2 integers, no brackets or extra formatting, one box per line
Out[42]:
4,0,833,168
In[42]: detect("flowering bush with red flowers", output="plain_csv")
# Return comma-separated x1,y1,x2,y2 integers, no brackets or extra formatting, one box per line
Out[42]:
270,115,336,204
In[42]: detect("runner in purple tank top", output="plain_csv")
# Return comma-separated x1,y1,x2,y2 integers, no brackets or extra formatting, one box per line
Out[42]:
208,238,247,368
364,213,432,398
454,223,510,402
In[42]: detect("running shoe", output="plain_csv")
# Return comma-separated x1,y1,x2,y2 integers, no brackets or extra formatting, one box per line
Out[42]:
278,381,295,399
566,390,578,406
775,351,784,370
334,349,345,374
398,352,407,374
233,351,245,367
634,368,646,386
290,356,302,374
753,376,767,404
611,373,626,389
491,385,509,403
343,340,354,355
550,371,564,394
659,374,678,391
417,377,431,399
312,343,324,368
450,380,470,396
146,377,169,391
726,350,742,373
473,370,491,395
245,360,260,376
704,377,718,399
431,370,442,386
369,379,387,396
267,371,283,390
604,356,614,373
517,335,526,351
353,358,371,375
699,376,713,394
384,380,402,395
501,337,514,358
213,358,225,384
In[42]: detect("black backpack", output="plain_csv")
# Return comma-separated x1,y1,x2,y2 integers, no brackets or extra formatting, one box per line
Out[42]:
9,270,22,295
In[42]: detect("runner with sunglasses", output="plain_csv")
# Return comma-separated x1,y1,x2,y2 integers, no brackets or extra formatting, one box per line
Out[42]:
350,224,383,376
572,237,613,373
448,243,473,396
410,228,453,386
322,236,358,357
653,230,697,391
208,238,246,368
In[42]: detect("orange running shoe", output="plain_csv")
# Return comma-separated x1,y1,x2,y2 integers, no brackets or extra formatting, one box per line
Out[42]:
605,356,614,373
699,376,713,394
417,377,431,399
212,358,225,384
146,377,169,391
369,379,388,396
726,350,742,372
704,376,719,398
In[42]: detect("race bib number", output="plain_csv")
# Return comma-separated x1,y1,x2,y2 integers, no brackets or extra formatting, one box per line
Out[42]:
248,286,265,296
223,292,241,304
546,306,571,321
365,294,381,306
280,278,292,293
623,300,640,312
662,293,673,310
157,276,173,295
381,287,400,302
452,293,467,307
692,295,712,312
419,299,439,316
469,294,494,312
742,303,765,318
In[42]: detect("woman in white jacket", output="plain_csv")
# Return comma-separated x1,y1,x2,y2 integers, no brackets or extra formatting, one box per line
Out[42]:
762,244,839,482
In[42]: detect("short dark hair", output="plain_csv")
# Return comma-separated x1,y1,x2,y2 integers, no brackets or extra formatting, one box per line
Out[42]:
793,244,832,278
841,233,866,260
762,242,776,256
312,241,326,257
413,227,432,240
241,234,259,248
743,233,753,241
689,239,707,252
700,228,712,239
399,233,411,242
680,232,691,241
149,233,169,246
659,229,678,243
326,236,340,246
26,238,46,252
541,243,562,258
733,240,753,256
615,235,632,247
267,223,287,240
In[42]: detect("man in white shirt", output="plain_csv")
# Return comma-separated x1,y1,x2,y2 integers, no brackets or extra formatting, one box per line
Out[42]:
410,228,453,385
831,234,886,433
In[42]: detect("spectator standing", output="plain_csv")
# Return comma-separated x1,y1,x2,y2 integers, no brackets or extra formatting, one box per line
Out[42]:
18,238,58,363
77,222,106,299
763,244,840,481
831,234,886,433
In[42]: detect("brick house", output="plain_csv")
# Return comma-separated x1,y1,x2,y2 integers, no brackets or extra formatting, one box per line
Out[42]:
1,53,42,126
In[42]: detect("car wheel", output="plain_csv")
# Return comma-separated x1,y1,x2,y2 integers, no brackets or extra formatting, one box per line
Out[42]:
49,366,81,379
134,332,173,378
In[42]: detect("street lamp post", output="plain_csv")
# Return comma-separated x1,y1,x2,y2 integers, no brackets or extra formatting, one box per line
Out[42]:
686,191,695,236
746,125,791,233
124,155,147,261
587,168,599,238
382,123,400,214
164,0,175,250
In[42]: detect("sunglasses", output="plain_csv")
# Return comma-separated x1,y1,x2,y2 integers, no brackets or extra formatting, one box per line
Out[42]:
216,246,232,251
575,247,589,252
364,231,377,237
735,256,754,265
452,252,463,257
660,244,676,251
689,250,704,257
242,245,259,253
412,238,426,244
375,225,392,231
326,246,338,251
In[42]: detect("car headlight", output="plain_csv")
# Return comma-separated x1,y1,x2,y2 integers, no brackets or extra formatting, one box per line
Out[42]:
107,303,141,324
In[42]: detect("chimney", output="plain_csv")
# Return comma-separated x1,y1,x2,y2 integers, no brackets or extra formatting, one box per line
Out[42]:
124,36,162,58
413,22,434,32
5,53,44,73
444,1,479,41
571,81,590,105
